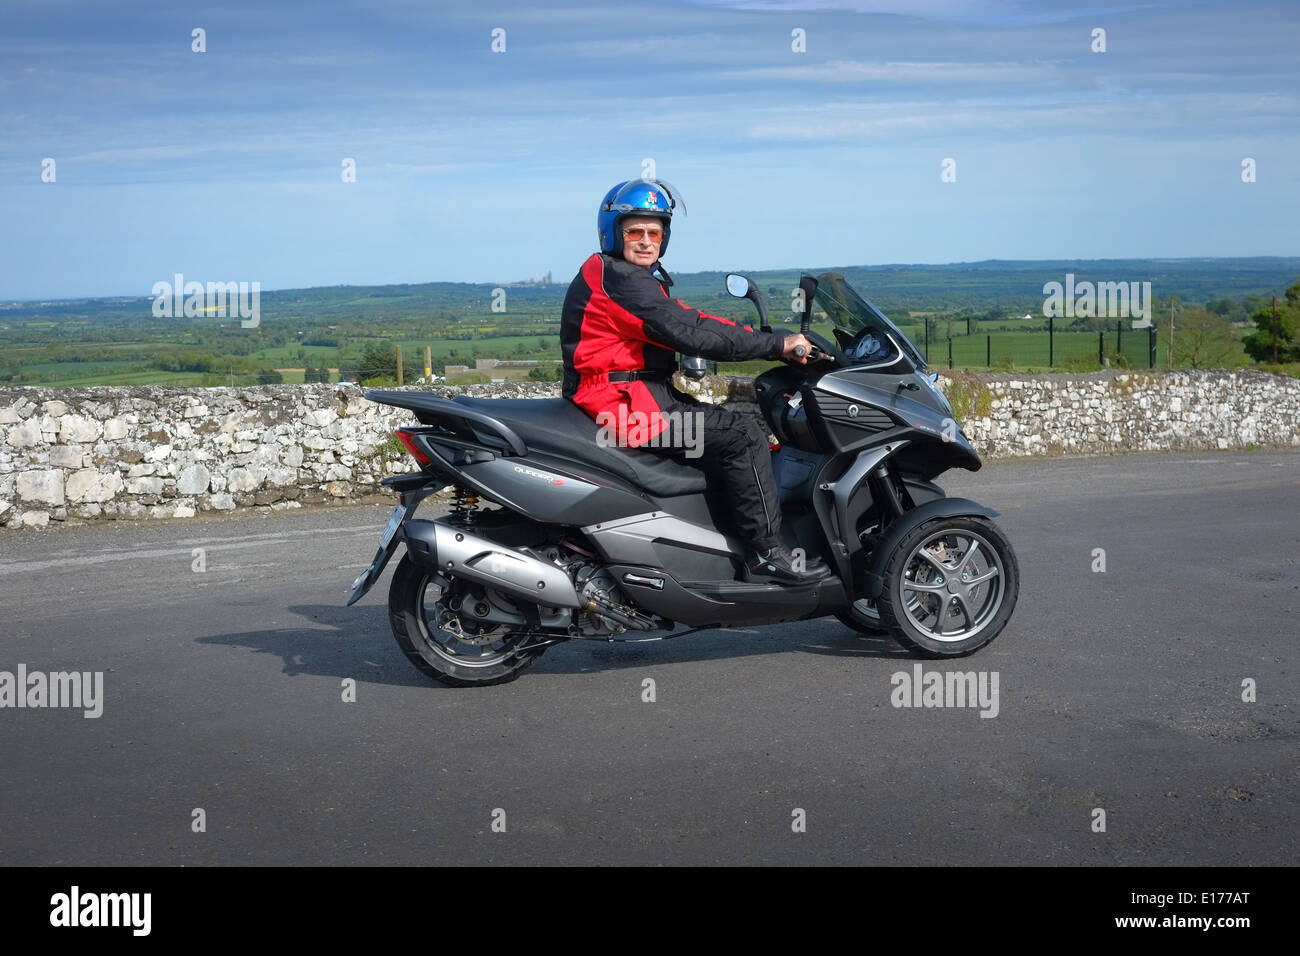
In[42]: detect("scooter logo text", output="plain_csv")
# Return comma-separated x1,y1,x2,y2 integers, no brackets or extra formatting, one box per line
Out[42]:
512,465,564,485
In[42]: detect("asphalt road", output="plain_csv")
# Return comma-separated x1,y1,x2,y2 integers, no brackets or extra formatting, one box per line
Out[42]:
1,449,1297,865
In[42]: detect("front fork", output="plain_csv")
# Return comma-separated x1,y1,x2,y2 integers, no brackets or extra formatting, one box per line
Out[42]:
869,462,908,524
811,441,912,595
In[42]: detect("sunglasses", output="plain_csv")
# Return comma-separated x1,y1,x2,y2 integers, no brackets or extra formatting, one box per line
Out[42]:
622,226,664,242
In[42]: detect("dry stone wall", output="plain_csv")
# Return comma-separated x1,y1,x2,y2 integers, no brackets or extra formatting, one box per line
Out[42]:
935,370,1300,456
2,370,1297,529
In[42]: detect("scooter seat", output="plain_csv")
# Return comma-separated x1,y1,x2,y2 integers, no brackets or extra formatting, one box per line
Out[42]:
453,396,720,497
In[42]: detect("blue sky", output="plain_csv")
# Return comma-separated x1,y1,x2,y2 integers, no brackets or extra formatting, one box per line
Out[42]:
1,0,1296,299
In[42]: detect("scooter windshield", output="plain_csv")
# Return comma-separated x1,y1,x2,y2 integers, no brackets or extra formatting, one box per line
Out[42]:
814,272,928,371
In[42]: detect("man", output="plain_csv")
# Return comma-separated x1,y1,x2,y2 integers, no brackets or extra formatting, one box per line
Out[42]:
561,178,830,585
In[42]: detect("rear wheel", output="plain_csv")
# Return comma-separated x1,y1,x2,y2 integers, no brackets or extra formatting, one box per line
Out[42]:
836,598,887,635
388,555,549,687
877,516,1018,658
836,514,887,635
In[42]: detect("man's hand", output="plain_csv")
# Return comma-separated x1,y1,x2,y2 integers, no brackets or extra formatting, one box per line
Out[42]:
781,333,815,364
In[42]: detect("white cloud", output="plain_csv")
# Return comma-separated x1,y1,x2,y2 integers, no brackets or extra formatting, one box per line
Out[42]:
715,58,1057,85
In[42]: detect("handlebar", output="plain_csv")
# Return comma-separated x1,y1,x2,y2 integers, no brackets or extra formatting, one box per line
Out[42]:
793,343,830,362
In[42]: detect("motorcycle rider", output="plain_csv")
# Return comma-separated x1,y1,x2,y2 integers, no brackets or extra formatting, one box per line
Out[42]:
561,179,830,585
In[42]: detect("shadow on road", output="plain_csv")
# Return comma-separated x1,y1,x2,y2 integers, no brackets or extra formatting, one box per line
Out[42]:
196,602,916,687
194,603,433,689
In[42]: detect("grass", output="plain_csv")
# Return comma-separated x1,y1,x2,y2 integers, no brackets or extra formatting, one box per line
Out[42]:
251,344,340,365
9,318,1291,387
938,372,994,419
1250,362,1300,378
389,335,557,360
24,367,210,387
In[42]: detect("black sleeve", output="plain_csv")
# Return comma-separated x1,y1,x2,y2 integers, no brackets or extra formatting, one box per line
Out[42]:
605,262,787,362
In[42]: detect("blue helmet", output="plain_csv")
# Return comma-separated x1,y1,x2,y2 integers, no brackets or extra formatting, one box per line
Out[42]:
597,179,686,258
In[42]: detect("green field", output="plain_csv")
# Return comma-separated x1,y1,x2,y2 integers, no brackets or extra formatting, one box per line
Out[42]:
3,258,1293,386
5,321,1259,384
251,344,341,366
28,367,210,387
719,321,1254,376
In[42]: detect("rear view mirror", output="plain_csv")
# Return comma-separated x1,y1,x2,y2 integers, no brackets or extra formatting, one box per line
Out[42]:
723,273,769,332
681,355,708,379
725,274,752,298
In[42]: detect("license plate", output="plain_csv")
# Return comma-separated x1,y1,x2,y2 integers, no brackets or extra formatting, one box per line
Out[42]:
347,505,405,605
377,504,403,549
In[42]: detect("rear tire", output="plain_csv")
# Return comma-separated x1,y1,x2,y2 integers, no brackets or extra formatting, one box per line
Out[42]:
837,512,888,636
877,516,1018,658
835,600,888,636
388,555,547,687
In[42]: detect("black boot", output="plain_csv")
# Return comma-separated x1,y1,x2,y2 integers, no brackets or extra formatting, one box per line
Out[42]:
744,546,833,585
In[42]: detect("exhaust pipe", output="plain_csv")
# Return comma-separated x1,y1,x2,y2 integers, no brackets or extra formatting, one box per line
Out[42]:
403,519,582,609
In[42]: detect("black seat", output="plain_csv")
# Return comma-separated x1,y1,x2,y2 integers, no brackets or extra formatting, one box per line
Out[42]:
453,397,719,497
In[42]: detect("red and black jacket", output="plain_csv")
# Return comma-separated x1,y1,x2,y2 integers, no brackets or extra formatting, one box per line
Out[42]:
561,253,785,446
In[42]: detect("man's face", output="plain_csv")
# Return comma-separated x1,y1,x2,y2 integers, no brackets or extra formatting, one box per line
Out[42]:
620,215,666,267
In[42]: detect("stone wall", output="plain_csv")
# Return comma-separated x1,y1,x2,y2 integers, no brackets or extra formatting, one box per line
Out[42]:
0,383,549,529
935,369,1300,456
2,370,1297,529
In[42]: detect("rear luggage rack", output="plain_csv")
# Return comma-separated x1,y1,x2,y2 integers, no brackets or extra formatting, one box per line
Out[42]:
365,390,527,456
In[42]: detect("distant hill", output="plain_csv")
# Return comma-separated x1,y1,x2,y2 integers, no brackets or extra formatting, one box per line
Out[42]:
666,257,1300,316
2,257,1297,326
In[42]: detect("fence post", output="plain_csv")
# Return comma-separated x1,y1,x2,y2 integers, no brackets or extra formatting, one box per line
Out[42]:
986,334,991,368
1048,316,1054,367
424,346,432,381
1268,293,1279,364
924,318,929,362
1099,331,1104,365
948,337,953,370
1117,320,1122,356
1148,326,1157,369
396,345,403,386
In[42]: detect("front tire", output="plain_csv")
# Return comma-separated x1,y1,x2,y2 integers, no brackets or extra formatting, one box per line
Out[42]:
877,516,1018,658
388,555,548,687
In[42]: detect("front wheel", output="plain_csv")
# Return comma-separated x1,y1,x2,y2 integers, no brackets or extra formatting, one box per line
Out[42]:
877,516,1019,658
388,555,549,687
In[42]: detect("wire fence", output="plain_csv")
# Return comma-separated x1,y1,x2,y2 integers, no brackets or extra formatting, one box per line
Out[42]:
918,321,1158,370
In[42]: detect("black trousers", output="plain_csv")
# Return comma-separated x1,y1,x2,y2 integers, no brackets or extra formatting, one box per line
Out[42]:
637,381,781,552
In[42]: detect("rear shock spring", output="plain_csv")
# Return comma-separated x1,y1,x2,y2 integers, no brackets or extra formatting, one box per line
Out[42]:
449,485,479,526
